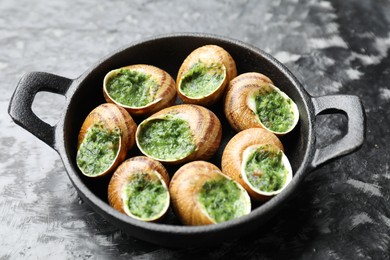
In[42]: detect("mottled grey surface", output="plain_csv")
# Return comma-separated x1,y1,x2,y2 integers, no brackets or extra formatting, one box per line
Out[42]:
1,0,390,259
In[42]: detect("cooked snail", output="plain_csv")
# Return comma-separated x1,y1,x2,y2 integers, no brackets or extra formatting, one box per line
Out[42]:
176,45,237,106
108,156,170,222
170,161,251,225
136,104,222,164
103,64,177,116
76,103,137,177
221,128,293,201
224,72,299,135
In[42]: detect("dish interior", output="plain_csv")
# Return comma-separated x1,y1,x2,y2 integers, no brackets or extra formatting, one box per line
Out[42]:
63,35,311,225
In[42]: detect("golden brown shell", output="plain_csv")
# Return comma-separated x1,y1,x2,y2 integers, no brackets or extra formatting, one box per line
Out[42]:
103,64,177,116
224,71,273,94
169,161,251,226
224,72,299,135
108,156,170,222
136,104,222,164
176,45,237,106
77,103,137,177
221,128,292,201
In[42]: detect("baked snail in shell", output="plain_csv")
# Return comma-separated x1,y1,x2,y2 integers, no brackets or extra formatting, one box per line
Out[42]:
108,156,170,222
170,161,251,226
103,64,177,116
221,128,293,201
224,72,299,135
76,103,137,178
136,104,222,164
176,45,237,106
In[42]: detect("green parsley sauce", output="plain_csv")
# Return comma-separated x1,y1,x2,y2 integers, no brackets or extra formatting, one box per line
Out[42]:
124,173,168,219
254,89,295,132
106,69,158,107
76,124,120,176
137,116,196,160
244,146,287,192
198,177,248,223
180,62,225,98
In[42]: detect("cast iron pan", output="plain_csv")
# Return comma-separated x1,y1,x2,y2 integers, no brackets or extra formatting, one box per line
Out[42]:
8,33,365,247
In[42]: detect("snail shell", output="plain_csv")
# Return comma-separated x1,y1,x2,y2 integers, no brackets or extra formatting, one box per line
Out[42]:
224,71,273,94
224,72,299,135
103,64,177,116
136,104,222,164
169,161,251,226
176,45,237,106
76,103,137,177
221,128,292,201
108,156,170,222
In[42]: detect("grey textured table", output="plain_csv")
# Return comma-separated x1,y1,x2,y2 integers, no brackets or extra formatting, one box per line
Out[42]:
1,0,390,259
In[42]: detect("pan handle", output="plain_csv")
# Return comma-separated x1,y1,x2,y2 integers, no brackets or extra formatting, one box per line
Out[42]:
8,72,72,149
310,95,365,169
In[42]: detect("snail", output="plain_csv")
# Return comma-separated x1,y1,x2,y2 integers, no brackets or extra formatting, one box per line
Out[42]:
76,103,137,177
221,128,293,201
108,156,170,222
103,64,177,116
224,72,299,135
176,45,237,106
136,104,222,164
169,161,251,226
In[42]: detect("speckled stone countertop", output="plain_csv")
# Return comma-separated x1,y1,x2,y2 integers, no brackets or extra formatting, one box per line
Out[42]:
1,0,390,259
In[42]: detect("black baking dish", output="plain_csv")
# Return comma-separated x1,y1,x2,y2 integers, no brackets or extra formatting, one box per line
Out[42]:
8,33,365,247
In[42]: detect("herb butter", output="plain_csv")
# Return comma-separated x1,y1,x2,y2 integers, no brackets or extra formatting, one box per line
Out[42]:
76,124,120,176
137,116,196,160
198,177,248,223
106,69,158,107
180,62,225,98
254,89,295,133
123,173,168,220
244,145,288,192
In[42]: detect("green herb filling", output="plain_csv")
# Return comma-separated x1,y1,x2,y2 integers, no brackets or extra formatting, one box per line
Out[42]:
244,146,288,192
180,61,225,98
106,69,158,107
255,89,295,132
138,116,196,160
198,177,248,223
124,173,168,219
76,124,120,176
